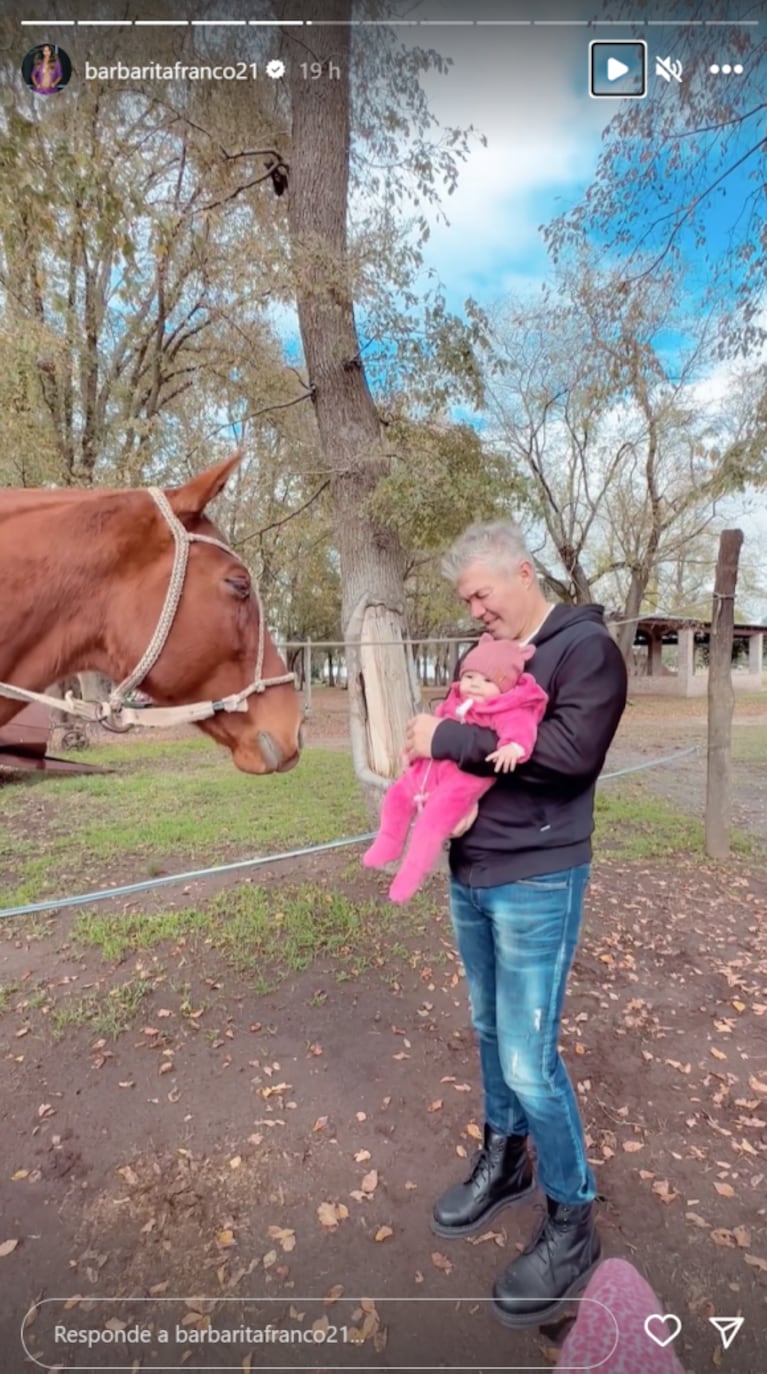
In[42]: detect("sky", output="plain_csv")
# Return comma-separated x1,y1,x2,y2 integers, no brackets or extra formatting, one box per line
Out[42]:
384,17,767,618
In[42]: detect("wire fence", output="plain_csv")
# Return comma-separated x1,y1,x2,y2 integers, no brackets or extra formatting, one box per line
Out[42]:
274,631,764,716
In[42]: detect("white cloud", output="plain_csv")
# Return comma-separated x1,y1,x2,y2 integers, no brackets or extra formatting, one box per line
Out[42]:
402,26,613,299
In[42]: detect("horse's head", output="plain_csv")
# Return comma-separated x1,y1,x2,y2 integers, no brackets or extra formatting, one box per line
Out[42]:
113,455,303,775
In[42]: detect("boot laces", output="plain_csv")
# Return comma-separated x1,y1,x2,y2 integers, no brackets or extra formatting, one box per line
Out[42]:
469,1146,493,1186
523,1203,560,1265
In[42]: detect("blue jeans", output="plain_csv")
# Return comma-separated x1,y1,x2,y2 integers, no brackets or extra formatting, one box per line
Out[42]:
449,866,595,1205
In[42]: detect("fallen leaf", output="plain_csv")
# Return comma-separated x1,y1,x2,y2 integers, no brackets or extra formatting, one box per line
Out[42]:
0,1239,19,1257
623,1140,644,1153
312,1116,328,1132
361,1170,378,1194
714,1182,735,1198
427,1100,443,1113
356,1112,367,1122
748,1077,767,1096
710,1229,737,1247
652,1180,678,1205
431,1251,452,1273
733,1226,751,1248
466,1123,482,1142
229,1156,242,1170
374,1226,393,1242
117,1166,139,1187
711,1048,727,1061
267,1226,296,1253
11,1170,29,1182
216,1230,235,1248
323,1284,344,1305
686,1213,709,1229
317,1202,348,1231
354,1150,371,1163
745,1254,767,1272
456,1145,468,1158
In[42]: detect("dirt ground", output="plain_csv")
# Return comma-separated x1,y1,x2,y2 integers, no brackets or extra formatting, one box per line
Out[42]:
1,691,766,1374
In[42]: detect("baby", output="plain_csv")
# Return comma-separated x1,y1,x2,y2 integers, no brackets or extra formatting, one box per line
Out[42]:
363,635,548,903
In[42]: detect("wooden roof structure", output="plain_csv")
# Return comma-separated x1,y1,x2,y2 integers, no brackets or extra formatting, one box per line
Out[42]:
610,613,767,643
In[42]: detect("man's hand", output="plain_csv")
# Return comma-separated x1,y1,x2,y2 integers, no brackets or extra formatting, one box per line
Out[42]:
486,741,525,773
450,803,478,837
404,713,439,762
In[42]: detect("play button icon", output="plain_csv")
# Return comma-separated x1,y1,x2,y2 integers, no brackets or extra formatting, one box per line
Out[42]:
607,57,630,81
590,40,647,98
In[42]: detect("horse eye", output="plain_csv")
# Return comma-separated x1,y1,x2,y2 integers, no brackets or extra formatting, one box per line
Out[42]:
225,575,251,600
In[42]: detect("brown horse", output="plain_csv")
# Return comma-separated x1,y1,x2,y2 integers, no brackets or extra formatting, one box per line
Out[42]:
0,455,303,774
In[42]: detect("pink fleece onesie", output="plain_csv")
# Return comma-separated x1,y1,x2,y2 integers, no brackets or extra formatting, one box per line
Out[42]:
363,671,548,903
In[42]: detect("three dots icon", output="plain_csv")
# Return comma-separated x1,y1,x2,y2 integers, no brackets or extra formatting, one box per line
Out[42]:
709,63,744,75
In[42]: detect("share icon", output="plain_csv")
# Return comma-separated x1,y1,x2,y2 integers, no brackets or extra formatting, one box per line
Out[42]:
709,1316,744,1350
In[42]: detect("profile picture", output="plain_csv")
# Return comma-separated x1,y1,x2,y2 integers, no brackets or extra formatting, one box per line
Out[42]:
21,42,72,96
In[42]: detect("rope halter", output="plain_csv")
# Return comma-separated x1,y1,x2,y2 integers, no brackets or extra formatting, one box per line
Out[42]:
0,485,295,732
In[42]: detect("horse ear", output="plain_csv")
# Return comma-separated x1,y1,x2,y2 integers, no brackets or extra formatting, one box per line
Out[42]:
166,453,243,520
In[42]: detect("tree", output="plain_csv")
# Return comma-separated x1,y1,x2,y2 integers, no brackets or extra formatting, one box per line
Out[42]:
483,269,756,658
278,3,484,805
545,6,767,471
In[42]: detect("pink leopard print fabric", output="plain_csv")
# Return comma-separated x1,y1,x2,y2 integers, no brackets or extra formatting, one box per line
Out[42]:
557,1259,687,1372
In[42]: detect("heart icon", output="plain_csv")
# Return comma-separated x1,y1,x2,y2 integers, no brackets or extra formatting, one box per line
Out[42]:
644,1313,682,1348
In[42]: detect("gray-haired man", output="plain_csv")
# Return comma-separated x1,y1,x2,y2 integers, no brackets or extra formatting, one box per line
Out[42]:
404,521,627,1326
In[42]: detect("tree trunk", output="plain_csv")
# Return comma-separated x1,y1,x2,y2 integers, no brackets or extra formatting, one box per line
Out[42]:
285,6,416,813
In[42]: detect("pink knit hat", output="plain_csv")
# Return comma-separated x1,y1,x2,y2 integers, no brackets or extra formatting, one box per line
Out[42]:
461,634,535,693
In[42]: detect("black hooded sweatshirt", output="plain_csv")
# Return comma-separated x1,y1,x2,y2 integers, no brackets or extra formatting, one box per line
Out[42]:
431,604,628,886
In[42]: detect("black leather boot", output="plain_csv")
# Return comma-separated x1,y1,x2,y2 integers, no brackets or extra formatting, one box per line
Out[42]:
431,1125,535,1238
492,1196,601,1327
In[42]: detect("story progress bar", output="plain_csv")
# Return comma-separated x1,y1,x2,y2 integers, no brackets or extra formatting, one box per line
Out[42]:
19,16,763,26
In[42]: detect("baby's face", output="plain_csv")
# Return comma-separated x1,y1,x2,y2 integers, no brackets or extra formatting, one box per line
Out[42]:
459,670,501,699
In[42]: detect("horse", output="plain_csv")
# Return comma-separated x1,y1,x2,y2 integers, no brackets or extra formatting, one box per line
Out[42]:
0,454,303,775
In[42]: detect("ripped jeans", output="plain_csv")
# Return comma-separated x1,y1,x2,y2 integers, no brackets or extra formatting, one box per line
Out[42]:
449,866,595,1205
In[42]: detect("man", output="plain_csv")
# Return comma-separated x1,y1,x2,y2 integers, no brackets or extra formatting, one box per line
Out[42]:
404,521,627,1328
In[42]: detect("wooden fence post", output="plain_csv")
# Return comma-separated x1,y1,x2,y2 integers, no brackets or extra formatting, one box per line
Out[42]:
304,639,312,718
705,529,743,859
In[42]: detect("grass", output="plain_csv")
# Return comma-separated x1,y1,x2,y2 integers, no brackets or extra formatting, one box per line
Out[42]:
50,977,155,1039
0,983,19,1013
596,780,758,859
69,880,433,996
0,746,368,911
